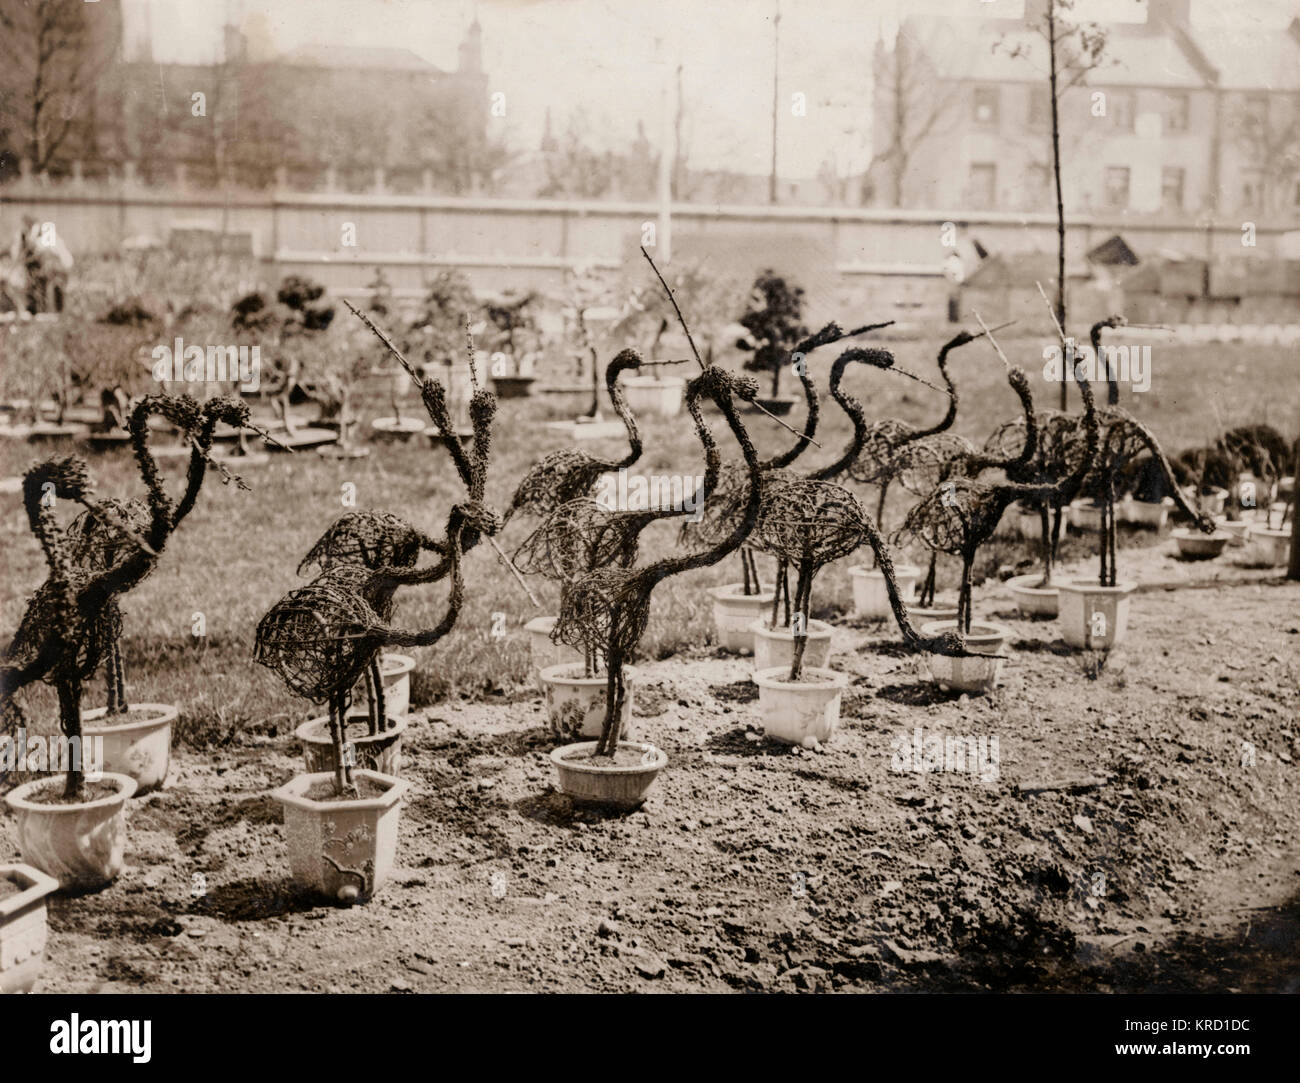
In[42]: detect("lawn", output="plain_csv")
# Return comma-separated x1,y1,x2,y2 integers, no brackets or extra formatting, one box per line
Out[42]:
0,334,1295,750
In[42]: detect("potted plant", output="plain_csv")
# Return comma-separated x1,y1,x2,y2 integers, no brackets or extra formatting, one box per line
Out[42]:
548,366,766,804
1,456,164,889
1054,343,1216,649
736,270,808,416
896,328,1087,686
259,315,508,904
69,397,251,794
0,863,59,992
485,290,540,399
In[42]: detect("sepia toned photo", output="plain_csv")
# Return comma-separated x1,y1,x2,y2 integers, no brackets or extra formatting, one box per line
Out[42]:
0,0,1296,1034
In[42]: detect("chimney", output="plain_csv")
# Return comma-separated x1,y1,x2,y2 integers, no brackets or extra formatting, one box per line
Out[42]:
1022,0,1050,26
1147,0,1192,28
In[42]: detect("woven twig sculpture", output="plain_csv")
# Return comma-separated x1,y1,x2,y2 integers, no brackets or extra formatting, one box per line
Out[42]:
896,352,1104,637
1081,317,1215,586
552,366,766,757
65,395,251,714
1,451,171,798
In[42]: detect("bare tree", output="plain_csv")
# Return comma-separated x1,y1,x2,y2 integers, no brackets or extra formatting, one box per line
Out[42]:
869,22,965,208
0,0,113,176
1230,93,1300,214
999,0,1114,409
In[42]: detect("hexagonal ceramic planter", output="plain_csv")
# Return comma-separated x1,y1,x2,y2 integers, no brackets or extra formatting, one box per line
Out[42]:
1241,527,1292,568
849,564,919,620
82,702,177,794
540,663,639,742
1214,519,1251,548
749,619,834,677
1056,579,1137,650
271,769,410,904
919,620,1012,694
296,714,408,777
550,741,667,809
753,666,849,746
3,773,137,891
0,864,59,993
524,616,584,692
708,583,776,654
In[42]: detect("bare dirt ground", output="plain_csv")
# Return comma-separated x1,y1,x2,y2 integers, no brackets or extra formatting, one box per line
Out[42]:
10,544,1300,994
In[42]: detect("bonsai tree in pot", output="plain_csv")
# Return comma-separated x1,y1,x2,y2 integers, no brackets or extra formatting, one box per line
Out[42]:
736,270,809,414
484,289,540,396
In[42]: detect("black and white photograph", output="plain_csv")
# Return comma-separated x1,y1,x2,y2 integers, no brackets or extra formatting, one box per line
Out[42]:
0,0,1296,1046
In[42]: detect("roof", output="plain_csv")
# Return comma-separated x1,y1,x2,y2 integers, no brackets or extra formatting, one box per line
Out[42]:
895,16,1208,88
278,44,440,73
1185,24,1300,90
893,13,1300,92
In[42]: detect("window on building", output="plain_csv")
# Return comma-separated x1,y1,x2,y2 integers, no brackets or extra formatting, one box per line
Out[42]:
1028,163,1053,209
972,87,1000,126
1164,91,1190,133
1028,89,1050,128
1241,169,1264,209
1103,166,1130,209
1242,93,1269,136
1161,166,1185,211
1111,90,1136,132
969,162,997,209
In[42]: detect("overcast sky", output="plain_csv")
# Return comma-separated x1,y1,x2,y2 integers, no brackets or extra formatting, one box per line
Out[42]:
128,0,1300,179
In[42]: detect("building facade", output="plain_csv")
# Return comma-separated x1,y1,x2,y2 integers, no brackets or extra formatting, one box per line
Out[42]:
868,0,1300,225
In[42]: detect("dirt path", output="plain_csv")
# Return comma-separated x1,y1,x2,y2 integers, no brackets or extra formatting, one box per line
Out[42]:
10,568,1299,994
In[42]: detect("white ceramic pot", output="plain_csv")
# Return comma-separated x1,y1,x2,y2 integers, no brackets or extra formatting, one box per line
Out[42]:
708,583,777,654
550,741,667,810
82,702,177,794
749,618,834,677
540,663,639,742
0,864,59,993
1122,496,1171,530
271,769,409,904
753,666,848,746
1005,573,1059,618
1241,526,1292,567
296,714,408,777
919,620,1011,694
3,773,137,891
524,616,584,692
920,620,1011,654
350,653,414,720
923,650,1007,694
1056,579,1137,649
1214,519,1251,548
1068,501,1104,532
848,564,919,620
621,374,684,418
1172,528,1230,560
